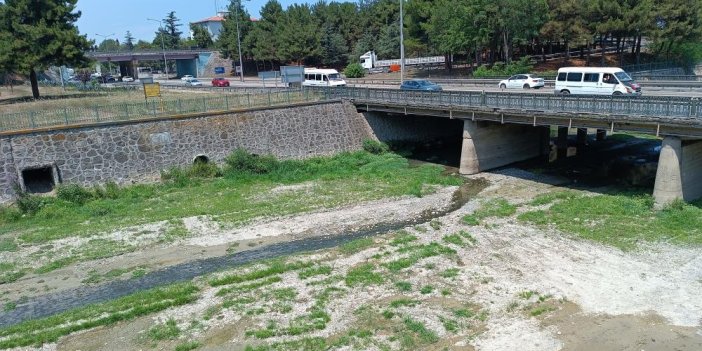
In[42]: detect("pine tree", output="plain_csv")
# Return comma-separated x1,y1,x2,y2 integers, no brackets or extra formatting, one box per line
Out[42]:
124,31,135,51
0,0,91,98
190,24,213,48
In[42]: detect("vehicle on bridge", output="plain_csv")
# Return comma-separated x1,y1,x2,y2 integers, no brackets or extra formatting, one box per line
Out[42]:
302,68,346,87
185,79,203,86
360,51,445,74
400,79,443,91
498,74,545,90
122,76,134,82
555,67,641,96
181,75,194,82
211,77,230,87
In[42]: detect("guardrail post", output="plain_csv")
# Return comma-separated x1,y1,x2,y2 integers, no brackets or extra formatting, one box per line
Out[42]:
225,95,230,110
94,106,100,122
152,101,157,116
202,97,207,112
481,90,486,106
30,111,36,128
268,90,272,106
124,104,129,119
247,93,251,108
287,89,291,103
63,108,69,125
178,99,183,114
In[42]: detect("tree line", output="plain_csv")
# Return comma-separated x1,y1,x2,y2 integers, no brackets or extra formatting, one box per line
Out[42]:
119,0,701,70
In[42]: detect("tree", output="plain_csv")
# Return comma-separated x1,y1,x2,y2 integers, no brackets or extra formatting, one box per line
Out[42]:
278,4,320,64
376,21,400,60
124,31,135,51
217,0,254,62
190,24,213,48
246,0,284,69
155,11,183,49
0,0,91,98
98,39,120,51
320,24,348,67
135,40,153,50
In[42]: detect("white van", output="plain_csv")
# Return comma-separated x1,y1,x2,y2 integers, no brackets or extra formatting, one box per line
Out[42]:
302,68,346,87
554,67,641,96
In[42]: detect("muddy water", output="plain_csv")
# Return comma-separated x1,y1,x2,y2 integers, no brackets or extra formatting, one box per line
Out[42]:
0,179,487,329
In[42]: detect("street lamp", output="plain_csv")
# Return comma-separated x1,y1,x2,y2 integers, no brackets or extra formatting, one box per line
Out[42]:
234,0,248,82
95,33,116,75
147,18,169,79
399,0,405,82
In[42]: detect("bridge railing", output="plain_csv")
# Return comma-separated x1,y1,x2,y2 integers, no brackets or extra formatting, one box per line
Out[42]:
321,87,701,119
0,89,325,132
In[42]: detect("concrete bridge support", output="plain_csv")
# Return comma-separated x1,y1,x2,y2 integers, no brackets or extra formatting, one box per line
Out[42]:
653,137,702,206
459,121,548,174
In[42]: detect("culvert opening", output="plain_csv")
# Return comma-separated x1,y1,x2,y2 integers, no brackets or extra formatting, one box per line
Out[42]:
21,166,56,194
193,155,210,164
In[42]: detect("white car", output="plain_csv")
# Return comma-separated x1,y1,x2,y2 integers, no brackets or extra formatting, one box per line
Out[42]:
121,76,134,82
180,75,194,82
498,74,545,89
185,79,202,86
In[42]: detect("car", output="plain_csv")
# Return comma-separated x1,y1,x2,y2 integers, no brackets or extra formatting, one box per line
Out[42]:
99,75,116,83
90,72,102,79
498,74,544,89
399,79,443,91
122,76,134,82
211,77,230,87
185,79,202,86
180,75,194,82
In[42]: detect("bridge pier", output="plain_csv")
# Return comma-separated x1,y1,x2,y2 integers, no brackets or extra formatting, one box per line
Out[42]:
653,137,702,206
459,121,547,175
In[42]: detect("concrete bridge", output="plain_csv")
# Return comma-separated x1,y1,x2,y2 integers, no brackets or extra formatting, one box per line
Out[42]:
86,49,214,78
328,88,702,206
2,87,701,206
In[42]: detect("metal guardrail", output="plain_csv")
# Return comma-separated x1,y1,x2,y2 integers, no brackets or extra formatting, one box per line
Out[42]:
159,85,290,95
322,87,702,120
86,48,211,56
346,77,702,88
0,89,325,132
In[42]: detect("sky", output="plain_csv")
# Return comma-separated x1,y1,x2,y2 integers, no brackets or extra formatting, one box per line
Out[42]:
75,0,314,44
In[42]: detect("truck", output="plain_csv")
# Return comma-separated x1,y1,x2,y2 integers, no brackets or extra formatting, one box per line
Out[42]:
359,51,446,74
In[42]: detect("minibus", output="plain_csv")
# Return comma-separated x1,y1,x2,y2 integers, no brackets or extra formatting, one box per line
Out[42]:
554,67,641,96
302,68,347,87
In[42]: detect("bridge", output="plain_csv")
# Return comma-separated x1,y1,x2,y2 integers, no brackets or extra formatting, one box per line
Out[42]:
328,87,702,206
85,49,215,78
2,87,700,206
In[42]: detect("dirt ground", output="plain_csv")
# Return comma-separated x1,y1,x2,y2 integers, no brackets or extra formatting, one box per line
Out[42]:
4,169,702,350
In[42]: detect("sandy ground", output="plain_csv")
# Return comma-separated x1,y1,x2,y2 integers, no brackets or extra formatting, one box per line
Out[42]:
4,169,702,351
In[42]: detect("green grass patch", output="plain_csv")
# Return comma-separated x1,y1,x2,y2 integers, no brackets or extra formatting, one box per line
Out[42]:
390,231,417,246
394,281,412,292
389,298,420,308
385,242,456,272
419,285,434,294
529,305,555,317
529,191,579,206
245,308,331,339
175,341,201,351
245,337,328,351
298,265,332,280
440,268,460,279
403,317,439,344
461,198,517,226
461,215,479,226
443,234,466,247
345,263,384,287
519,192,702,249
209,260,312,287
148,318,181,341
3,151,461,247
0,238,18,252
519,290,537,300
0,283,198,349
339,237,375,255
439,316,459,332
216,276,282,297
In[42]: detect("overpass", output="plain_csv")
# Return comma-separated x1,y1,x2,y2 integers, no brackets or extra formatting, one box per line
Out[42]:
326,87,702,206
85,49,215,78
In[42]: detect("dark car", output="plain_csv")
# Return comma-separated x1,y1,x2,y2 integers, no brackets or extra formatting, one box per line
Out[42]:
212,77,230,87
400,79,442,91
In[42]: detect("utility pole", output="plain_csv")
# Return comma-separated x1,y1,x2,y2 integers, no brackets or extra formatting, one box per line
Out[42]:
399,0,405,82
234,0,246,82
148,18,169,80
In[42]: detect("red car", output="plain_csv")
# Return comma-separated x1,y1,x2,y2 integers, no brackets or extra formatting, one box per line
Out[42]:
211,77,230,87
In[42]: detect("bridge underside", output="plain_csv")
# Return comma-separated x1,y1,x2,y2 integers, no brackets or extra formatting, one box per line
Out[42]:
356,102,702,206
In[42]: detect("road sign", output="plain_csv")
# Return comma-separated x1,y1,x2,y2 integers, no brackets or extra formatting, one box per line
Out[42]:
143,82,161,99
214,66,225,74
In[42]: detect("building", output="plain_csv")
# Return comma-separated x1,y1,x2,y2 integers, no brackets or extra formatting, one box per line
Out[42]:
191,12,227,40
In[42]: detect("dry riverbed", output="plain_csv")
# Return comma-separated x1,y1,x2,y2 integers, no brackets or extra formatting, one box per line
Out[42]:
3,169,702,350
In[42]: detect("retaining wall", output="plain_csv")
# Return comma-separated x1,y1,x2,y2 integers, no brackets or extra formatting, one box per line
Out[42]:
0,101,374,202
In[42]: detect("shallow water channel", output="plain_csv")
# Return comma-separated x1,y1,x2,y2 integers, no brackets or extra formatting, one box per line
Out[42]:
0,178,487,329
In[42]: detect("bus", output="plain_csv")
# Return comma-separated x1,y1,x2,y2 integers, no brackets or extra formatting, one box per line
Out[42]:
302,68,346,87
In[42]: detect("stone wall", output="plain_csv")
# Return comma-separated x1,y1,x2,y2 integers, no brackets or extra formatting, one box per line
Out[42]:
0,101,373,202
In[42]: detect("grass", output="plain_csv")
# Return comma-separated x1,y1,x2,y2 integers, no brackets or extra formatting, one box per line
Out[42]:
439,316,459,332
462,198,518,226
209,260,312,287
216,276,282,297
245,309,332,339
1,151,461,247
419,285,434,294
0,238,17,252
518,192,702,249
175,341,201,351
345,263,384,287
394,281,412,292
389,298,420,308
147,318,181,341
385,242,456,272
339,237,375,255
403,317,439,344
298,265,332,280
443,234,466,247
0,282,199,349
390,231,417,246
529,305,555,317
440,268,460,279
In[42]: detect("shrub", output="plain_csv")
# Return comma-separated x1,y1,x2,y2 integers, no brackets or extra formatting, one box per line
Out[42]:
56,184,94,205
16,193,45,215
344,63,365,78
472,56,535,78
362,139,389,155
189,161,223,178
225,148,279,175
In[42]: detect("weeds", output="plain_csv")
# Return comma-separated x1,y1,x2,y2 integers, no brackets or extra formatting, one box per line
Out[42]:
339,237,374,255
440,268,460,279
394,281,412,292
148,318,181,341
298,265,332,280
209,260,312,287
420,285,434,294
389,298,420,308
345,263,384,287
175,341,201,351
385,243,456,272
